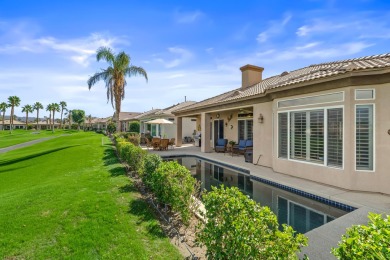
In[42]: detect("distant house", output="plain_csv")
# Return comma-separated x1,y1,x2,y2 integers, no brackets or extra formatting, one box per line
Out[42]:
91,117,111,131
114,112,141,132
173,53,390,195
135,101,197,139
0,119,26,130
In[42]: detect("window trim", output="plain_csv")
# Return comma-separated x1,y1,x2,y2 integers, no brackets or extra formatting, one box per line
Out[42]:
277,91,345,109
355,89,375,101
354,103,375,172
277,105,344,170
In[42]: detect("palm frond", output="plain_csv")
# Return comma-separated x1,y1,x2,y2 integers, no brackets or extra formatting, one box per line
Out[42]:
115,52,130,70
125,66,148,82
88,70,109,89
96,47,115,65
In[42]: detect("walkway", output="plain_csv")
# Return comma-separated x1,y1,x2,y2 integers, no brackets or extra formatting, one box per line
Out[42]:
148,144,390,259
0,137,58,154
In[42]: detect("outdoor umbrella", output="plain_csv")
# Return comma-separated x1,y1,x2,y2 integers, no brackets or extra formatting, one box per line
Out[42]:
146,118,173,137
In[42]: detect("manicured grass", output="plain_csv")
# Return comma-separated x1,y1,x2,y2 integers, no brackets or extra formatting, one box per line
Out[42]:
0,129,73,148
0,132,182,259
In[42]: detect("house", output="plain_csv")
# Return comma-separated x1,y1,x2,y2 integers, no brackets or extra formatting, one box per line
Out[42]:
91,117,111,131
114,112,141,132
135,101,197,139
0,119,26,130
173,53,390,195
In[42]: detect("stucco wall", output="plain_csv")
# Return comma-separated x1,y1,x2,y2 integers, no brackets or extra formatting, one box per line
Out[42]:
253,102,273,167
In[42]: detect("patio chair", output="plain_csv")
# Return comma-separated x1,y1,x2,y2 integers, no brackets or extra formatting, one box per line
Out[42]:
215,138,228,153
159,138,169,151
152,137,161,150
145,138,152,150
168,138,175,149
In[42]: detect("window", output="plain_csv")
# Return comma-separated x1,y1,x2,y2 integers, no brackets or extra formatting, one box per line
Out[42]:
238,120,253,140
278,107,343,168
355,89,374,100
278,92,344,108
356,105,374,171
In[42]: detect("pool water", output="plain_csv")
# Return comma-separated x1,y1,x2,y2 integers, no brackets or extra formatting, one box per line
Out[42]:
166,156,348,234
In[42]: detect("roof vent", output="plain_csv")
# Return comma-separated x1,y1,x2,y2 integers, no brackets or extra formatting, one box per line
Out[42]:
280,71,289,76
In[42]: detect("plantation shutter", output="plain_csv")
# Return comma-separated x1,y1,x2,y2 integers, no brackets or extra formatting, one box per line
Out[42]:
278,113,288,158
356,105,373,170
327,108,343,167
290,112,306,160
309,110,324,163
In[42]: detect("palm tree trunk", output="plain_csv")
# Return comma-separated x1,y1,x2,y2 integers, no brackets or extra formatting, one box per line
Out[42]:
52,111,55,133
2,112,4,131
60,109,63,129
10,106,14,133
25,112,28,130
36,110,39,130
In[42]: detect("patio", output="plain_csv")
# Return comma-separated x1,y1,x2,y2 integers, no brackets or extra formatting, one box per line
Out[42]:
146,144,390,259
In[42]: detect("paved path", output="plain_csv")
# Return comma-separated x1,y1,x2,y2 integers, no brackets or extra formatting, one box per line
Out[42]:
0,137,56,154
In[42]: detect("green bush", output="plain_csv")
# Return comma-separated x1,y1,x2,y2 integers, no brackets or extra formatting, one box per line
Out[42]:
115,138,145,173
332,213,390,259
196,186,308,259
129,122,140,133
128,133,140,146
141,154,162,189
151,161,196,225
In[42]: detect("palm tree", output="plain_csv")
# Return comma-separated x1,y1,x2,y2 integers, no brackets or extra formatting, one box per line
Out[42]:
21,104,33,130
0,102,8,131
46,104,52,130
7,96,21,133
88,47,148,132
59,101,67,129
33,102,44,130
87,114,92,130
67,110,72,129
51,103,60,132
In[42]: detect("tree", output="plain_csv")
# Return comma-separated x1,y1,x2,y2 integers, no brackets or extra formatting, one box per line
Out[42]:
196,186,308,259
7,96,21,133
46,104,52,129
87,47,148,132
33,102,44,130
21,104,33,130
59,101,67,129
51,103,60,132
71,109,85,130
0,102,8,131
87,114,92,130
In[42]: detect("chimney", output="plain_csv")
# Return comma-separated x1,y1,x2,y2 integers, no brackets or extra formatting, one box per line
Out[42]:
240,65,264,89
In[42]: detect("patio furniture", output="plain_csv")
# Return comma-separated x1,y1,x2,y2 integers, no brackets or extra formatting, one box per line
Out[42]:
215,138,228,153
152,137,161,150
145,138,152,150
244,149,253,163
233,139,253,155
159,138,169,151
168,138,175,149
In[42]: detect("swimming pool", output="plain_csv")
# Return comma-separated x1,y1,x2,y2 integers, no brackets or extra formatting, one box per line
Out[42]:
165,156,352,234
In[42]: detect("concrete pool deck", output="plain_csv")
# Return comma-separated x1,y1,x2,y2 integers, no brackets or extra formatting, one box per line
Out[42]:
147,144,390,259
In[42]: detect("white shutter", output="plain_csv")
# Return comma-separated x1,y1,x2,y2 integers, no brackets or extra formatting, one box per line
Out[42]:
356,105,373,170
327,108,343,167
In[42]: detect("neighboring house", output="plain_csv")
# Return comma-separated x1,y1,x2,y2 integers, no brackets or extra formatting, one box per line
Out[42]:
173,53,390,195
114,112,141,132
135,101,197,139
0,119,26,130
91,117,111,130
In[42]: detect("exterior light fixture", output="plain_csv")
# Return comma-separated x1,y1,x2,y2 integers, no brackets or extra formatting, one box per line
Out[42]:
258,113,264,123
216,113,220,118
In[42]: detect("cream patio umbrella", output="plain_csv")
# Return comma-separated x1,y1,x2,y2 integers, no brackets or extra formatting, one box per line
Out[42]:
146,118,173,137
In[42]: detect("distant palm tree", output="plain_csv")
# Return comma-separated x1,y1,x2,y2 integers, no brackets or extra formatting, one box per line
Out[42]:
0,102,8,131
59,101,67,129
46,104,53,129
88,47,148,132
33,102,44,130
67,110,72,129
7,96,21,133
87,114,92,130
51,103,60,132
21,104,33,130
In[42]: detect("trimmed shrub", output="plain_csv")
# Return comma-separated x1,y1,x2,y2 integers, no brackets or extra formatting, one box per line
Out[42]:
129,122,140,133
141,153,163,189
332,213,390,259
196,186,308,259
151,161,196,225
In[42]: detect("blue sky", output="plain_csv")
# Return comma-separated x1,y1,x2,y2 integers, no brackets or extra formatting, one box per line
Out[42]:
1,0,390,118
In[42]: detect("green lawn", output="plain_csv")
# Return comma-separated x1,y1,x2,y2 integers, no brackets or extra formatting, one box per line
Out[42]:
0,132,182,259
0,129,72,148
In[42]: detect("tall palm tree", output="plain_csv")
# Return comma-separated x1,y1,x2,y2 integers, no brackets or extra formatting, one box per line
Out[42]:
67,110,72,129
87,114,92,130
59,101,67,129
87,47,148,132
51,103,60,132
7,96,21,133
21,104,33,130
46,104,52,130
33,102,44,130
0,102,8,131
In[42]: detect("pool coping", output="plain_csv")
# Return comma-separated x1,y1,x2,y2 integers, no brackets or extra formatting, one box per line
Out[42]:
162,154,357,212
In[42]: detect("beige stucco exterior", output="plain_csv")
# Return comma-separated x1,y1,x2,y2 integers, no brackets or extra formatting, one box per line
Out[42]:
174,65,390,195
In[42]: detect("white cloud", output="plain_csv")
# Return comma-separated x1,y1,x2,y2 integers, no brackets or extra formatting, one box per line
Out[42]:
257,13,292,43
154,47,193,68
174,10,203,24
